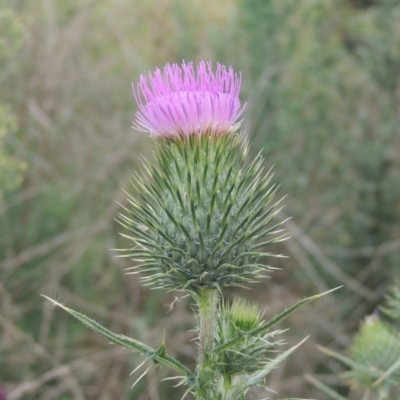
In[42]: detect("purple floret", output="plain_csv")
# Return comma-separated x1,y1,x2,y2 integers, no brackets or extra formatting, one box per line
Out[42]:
132,61,244,137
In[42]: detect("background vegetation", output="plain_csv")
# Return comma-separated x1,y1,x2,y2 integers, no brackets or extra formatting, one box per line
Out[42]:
1,0,399,399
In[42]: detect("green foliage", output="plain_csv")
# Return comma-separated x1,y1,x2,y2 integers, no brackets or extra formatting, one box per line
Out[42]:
0,7,24,63
0,8,25,201
0,106,25,201
119,133,285,293
235,0,400,292
42,296,193,378
45,287,333,399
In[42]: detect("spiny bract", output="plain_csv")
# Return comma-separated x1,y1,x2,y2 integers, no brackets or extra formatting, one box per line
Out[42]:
118,132,285,293
215,298,282,376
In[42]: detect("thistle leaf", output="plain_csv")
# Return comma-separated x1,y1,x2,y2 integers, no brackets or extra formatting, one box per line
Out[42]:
41,295,191,377
244,336,309,388
215,287,342,354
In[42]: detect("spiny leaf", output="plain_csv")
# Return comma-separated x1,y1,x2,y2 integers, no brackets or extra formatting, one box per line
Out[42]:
41,295,192,377
244,336,309,387
215,287,342,354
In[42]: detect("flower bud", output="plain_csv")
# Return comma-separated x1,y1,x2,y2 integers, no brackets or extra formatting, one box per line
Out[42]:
215,298,281,376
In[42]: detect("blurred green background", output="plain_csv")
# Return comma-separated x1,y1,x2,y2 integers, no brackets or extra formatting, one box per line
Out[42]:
1,0,399,399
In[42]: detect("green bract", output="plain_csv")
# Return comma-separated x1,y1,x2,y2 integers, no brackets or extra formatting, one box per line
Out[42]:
216,298,282,376
119,132,285,294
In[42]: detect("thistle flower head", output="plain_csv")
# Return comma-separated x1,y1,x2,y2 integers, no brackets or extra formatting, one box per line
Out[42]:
121,61,285,294
132,61,244,138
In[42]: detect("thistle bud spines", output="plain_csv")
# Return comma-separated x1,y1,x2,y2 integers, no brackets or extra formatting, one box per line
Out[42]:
215,298,282,377
120,133,284,293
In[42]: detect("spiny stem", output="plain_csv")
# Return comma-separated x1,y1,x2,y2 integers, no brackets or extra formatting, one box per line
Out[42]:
196,289,219,399
198,289,218,366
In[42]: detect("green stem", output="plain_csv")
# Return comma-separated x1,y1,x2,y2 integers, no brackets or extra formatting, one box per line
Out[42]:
198,289,218,366
196,289,218,399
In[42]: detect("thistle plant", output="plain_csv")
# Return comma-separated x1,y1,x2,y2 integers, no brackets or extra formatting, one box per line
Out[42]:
44,61,336,400
308,282,400,400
